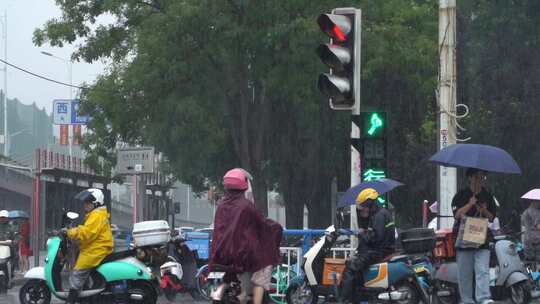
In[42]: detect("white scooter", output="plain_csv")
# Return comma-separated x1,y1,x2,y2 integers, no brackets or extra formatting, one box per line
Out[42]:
0,239,13,293
434,233,539,304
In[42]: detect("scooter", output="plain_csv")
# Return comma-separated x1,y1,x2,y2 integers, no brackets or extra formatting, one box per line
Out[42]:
0,238,13,293
159,234,201,301
433,231,538,304
19,211,159,304
285,224,430,304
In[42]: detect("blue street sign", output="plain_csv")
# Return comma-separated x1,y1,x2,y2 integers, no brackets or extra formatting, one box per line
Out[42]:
53,99,90,125
71,100,89,124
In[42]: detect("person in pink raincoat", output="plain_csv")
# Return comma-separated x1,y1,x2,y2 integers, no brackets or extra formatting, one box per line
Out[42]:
209,168,283,304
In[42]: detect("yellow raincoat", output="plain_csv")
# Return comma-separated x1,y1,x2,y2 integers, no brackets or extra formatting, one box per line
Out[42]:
67,206,114,270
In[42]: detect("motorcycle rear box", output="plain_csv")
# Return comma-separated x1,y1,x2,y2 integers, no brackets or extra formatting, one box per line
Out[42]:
133,220,171,247
400,228,436,254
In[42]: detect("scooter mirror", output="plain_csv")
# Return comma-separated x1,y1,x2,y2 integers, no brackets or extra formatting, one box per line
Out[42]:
66,212,79,220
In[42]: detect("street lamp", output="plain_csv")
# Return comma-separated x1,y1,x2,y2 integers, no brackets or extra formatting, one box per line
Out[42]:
41,51,73,158
40,51,72,99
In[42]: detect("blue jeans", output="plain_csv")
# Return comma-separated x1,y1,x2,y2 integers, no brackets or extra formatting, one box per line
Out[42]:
456,249,491,304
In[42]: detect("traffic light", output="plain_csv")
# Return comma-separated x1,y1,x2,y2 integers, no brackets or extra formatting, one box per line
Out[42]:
317,8,361,110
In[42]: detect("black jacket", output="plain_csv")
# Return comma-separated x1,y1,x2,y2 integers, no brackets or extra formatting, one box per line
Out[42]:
359,206,395,254
451,187,497,249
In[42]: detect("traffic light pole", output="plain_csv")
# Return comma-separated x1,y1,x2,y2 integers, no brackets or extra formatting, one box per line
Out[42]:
350,94,361,247
316,7,361,242
349,10,362,248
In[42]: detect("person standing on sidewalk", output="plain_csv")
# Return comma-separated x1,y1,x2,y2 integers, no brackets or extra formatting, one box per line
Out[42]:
452,168,496,304
522,195,540,262
18,219,31,273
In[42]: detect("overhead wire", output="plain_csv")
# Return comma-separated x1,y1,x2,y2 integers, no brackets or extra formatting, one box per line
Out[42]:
0,58,88,90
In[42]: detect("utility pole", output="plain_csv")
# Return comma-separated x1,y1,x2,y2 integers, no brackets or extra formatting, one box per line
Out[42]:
438,0,457,228
1,12,7,157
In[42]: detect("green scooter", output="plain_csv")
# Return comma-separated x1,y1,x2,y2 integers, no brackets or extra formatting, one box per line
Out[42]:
19,212,159,304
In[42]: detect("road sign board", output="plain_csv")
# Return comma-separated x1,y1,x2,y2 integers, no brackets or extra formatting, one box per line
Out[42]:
116,147,155,175
53,99,90,125
71,100,90,124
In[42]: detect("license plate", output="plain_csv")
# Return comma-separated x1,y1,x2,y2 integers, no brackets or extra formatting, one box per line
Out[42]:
208,272,225,279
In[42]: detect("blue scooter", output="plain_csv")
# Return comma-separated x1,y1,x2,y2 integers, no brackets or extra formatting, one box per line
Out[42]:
286,224,430,304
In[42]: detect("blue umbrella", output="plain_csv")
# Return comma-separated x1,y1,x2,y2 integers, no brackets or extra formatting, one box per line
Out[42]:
8,210,29,219
338,178,404,208
429,144,521,174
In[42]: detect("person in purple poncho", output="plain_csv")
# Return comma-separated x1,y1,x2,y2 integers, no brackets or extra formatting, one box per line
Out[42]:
209,168,283,304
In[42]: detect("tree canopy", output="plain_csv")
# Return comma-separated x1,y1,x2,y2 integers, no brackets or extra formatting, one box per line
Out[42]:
34,0,540,228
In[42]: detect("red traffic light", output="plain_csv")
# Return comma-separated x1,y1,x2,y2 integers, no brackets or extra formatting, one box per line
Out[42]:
317,14,352,41
317,8,360,110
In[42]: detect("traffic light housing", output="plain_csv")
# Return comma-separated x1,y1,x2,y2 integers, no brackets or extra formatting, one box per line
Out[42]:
317,8,361,110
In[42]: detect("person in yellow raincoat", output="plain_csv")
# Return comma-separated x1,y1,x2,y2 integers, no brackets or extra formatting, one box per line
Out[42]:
65,188,113,304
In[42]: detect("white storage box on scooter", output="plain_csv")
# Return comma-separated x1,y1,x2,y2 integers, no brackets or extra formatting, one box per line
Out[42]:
133,220,171,247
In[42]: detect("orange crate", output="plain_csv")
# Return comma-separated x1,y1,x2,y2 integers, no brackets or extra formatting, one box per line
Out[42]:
322,258,346,285
433,229,455,258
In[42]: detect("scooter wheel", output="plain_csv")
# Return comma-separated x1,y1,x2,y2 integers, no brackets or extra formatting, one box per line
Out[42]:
19,279,51,304
433,282,459,304
129,281,158,304
285,280,317,304
510,281,532,304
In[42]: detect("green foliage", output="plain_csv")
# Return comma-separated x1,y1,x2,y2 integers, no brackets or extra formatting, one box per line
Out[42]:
37,0,540,228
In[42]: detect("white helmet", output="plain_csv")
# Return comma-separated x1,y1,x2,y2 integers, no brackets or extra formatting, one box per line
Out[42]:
0,210,8,218
75,188,105,208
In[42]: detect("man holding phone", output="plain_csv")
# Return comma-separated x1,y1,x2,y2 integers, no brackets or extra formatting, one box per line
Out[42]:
452,168,497,304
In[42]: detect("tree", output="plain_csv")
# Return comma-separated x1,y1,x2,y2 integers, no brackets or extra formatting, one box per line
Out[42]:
35,0,444,227
456,0,540,225
34,0,344,217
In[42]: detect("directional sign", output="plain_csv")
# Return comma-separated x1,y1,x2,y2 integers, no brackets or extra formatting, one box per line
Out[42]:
53,99,90,125
71,100,90,124
53,100,70,124
116,147,155,175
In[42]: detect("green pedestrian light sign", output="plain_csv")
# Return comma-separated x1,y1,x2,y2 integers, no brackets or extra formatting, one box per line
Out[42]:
359,111,386,138
367,113,384,136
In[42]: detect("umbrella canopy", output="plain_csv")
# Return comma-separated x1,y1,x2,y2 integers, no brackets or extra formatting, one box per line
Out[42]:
338,178,404,208
429,144,521,174
522,189,540,201
8,210,29,219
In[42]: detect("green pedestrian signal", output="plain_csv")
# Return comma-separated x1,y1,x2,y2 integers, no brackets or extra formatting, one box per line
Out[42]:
367,113,384,136
359,111,386,138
